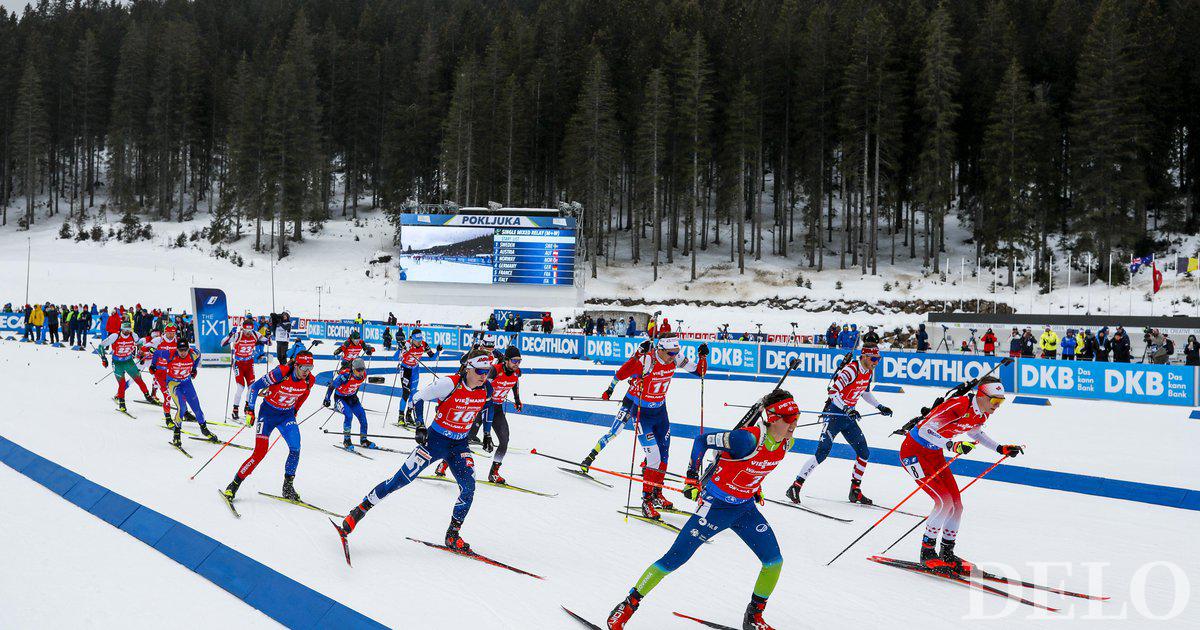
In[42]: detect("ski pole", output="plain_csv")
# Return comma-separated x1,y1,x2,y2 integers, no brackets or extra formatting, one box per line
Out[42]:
382,360,402,425
319,408,338,431
731,357,801,431
722,401,863,419
625,399,645,523
878,452,1012,555
794,412,883,429
533,393,616,402
221,356,235,419
699,374,705,433
826,452,965,566
93,369,114,385
320,429,415,440
529,449,688,494
189,424,248,480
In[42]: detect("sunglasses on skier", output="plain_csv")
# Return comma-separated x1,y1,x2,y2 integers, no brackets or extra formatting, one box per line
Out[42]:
985,396,1005,407
508,358,522,365
473,367,491,375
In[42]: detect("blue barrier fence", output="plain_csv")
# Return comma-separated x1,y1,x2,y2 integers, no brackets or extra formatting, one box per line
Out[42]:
188,321,1200,408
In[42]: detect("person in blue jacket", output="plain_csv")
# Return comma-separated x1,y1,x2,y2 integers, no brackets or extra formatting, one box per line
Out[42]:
1061,329,1078,360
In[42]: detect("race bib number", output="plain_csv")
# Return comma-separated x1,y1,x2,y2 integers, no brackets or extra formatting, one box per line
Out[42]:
901,456,925,479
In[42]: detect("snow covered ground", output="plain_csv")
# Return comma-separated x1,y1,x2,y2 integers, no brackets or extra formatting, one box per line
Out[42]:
1,341,1195,628
3,208,1198,339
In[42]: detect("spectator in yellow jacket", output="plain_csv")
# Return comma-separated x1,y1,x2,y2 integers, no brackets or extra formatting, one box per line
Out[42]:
1039,326,1059,359
30,304,46,343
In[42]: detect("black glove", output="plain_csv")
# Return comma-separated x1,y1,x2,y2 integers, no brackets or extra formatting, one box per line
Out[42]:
845,408,861,421
482,433,495,453
323,398,331,408
414,424,428,446
683,466,701,500
101,357,109,369
436,344,443,353
513,399,523,412
997,444,1025,458
190,369,198,379
697,343,709,357
877,405,893,417
638,340,652,353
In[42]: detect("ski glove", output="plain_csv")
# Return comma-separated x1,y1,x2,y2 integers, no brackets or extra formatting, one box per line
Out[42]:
414,424,429,447
948,440,976,455
697,343,710,357
436,344,443,353
513,400,523,412
244,409,255,426
101,357,109,369
323,398,331,408
482,433,495,453
601,387,614,401
997,444,1025,458
845,408,862,421
877,405,893,417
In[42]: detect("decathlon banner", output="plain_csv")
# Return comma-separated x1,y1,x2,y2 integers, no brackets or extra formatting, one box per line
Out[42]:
459,329,517,353
0,313,24,331
758,345,851,378
401,214,576,229
190,288,230,366
1016,359,1196,406
518,331,584,359
877,352,1014,390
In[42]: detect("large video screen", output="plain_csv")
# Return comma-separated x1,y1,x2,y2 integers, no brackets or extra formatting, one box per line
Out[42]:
398,214,576,286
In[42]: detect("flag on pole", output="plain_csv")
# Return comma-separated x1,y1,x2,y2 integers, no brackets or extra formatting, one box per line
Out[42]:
1129,254,1154,275
1175,256,1199,274
1152,262,1163,293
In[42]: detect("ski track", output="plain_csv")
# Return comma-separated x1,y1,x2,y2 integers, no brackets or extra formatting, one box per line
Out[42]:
0,342,1196,628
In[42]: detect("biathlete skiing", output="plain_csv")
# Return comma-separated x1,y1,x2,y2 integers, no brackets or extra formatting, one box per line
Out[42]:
222,351,316,504
605,389,801,630
785,345,892,506
899,375,1023,572
222,318,267,421
577,332,708,520
394,328,442,428
335,349,494,552
325,357,376,450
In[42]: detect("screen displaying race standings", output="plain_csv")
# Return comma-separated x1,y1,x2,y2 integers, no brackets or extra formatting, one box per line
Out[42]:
398,213,576,286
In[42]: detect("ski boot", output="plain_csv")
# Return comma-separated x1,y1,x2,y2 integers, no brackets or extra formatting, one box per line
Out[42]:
919,537,941,570
607,590,641,630
743,595,775,630
785,478,804,504
144,391,160,405
224,477,243,501
281,475,301,502
183,410,196,423
848,479,874,505
164,412,175,428
652,487,675,511
640,492,661,520
231,405,240,422
445,518,470,553
343,434,353,449
171,423,183,447
199,424,219,443
580,448,599,473
488,462,506,485
938,539,971,574
116,397,127,412
359,437,376,450
339,500,373,536
434,461,449,477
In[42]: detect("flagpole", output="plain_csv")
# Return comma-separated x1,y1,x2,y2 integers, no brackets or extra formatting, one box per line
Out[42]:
1128,254,1134,316
1106,253,1112,315
1029,253,1035,314
1086,253,1092,315
960,257,965,312
1067,253,1072,312
1049,254,1054,313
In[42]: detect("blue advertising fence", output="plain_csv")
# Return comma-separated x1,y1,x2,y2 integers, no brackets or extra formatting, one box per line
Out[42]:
288,322,1200,407
1017,358,1196,406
